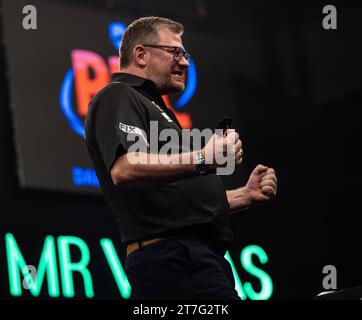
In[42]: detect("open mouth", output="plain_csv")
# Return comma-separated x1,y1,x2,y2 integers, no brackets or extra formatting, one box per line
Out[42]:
172,71,184,81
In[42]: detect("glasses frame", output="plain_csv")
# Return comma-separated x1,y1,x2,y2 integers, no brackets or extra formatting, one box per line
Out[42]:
142,44,190,62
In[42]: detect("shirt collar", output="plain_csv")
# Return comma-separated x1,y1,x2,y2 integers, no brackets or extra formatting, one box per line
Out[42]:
110,72,183,129
110,72,162,103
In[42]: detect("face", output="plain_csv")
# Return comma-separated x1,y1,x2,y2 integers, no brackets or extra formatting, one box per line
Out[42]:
144,28,190,95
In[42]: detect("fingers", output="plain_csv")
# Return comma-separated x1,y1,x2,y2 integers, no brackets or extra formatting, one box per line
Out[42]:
261,173,277,184
225,129,239,142
235,139,242,153
260,167,277,196
261,185,276,197
234,139,243,165
206,131,243,169
225,131,241,152
236,147,243,165
223,131,243,165
222,130,241,149
260,179,277,189
265,168,276,176
256,165,277,181
252,164,268,175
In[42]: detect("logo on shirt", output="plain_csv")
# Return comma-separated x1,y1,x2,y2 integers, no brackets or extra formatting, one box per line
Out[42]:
151,101,173,123
59,22,198,138
119,122,149,147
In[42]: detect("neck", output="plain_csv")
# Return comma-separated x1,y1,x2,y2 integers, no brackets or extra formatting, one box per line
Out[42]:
120,66,147,79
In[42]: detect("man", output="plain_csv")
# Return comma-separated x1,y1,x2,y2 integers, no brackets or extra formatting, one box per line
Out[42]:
85,16,277,299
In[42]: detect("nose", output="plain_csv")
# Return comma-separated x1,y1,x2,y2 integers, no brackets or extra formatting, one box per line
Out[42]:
178,56,190,68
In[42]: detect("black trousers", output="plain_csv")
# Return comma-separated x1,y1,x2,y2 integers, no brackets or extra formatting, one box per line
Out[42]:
125,238,240,300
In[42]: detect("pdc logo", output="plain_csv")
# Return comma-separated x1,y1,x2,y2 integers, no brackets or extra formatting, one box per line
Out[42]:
60,22,198,137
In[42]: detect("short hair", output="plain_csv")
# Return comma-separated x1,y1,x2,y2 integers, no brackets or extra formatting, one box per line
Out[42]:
119,16,184,68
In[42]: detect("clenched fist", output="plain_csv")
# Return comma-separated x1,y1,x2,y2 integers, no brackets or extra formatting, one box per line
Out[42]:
202,129,243,174
245,164,277,203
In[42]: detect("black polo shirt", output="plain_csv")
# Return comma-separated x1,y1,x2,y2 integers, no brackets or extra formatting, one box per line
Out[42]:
84,73,234,252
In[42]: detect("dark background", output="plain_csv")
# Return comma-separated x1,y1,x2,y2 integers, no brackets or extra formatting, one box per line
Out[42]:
0,0,361,299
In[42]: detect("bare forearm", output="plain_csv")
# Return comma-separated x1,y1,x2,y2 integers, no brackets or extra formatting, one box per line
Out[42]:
111,151,199,188
226,187,252,214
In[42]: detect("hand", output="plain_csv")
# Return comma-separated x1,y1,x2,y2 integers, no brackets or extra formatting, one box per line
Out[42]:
244,164,277,203
202,129,243,171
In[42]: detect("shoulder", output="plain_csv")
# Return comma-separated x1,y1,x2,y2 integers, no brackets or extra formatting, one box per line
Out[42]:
91,81,135,106
87,82,141,121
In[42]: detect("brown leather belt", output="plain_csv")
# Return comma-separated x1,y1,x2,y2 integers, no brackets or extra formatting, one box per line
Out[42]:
126,237,173,257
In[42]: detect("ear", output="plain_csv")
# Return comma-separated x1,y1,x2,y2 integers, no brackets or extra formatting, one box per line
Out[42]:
133,45,147,67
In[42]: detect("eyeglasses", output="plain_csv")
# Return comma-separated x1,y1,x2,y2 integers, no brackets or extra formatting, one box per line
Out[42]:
142,44,190,62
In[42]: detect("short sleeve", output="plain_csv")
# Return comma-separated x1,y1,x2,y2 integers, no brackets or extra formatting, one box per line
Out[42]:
94,83,149,174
